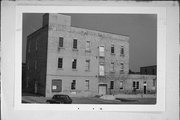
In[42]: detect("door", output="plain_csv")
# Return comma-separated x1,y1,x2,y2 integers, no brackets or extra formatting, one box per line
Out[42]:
98,84,107,95
144,86,147,94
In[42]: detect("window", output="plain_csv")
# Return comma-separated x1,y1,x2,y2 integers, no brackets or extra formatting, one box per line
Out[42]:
99,46,105,57
133,81,139,89
85,80,90,90
120,63,124,73
110,62,115,72
58,58,63,68
73,39,77,49
71,80,76,90
111,44,115,54
59,37,64,47
85,60,90,71
52,79,62,92
27,61,29,70
72,59,77,69
120,46,124,56
119,81,123,89
99,64,105,76
86,41,90,51
110,81,114,89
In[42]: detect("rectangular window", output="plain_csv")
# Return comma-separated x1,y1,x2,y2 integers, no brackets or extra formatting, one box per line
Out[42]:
133,81,139,89
71,80,76,90
111,44,115,54
120,63,124,73
119,81,123,89
99,64,105,76
86,41,90,51
85,60,90,71
99,46,105,57
120,46,124,56
73,39,77,49
110,81,114,89
52,79,62,92
27,61,29,70
85,80,90,90
110,62,115,72
58,58,63,68
59,37,64,47
72,59,77,69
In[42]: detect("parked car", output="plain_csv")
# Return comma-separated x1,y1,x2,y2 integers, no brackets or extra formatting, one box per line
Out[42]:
46,94,72,104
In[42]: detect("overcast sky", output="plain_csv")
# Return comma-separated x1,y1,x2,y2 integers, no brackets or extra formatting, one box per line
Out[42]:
22,13,157,72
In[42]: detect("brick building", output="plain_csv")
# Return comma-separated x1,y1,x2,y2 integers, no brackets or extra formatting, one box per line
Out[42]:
140,65,157,75
25,13,156,97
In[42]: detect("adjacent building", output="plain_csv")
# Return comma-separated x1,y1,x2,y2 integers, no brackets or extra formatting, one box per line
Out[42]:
140,65,157,75
25,13,156,97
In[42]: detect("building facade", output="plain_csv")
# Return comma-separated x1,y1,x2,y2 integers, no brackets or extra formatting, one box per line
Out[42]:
25,13,156,97
140,65,157,75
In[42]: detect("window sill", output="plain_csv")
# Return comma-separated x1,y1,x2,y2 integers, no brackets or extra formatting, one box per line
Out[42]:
85,70,90,72
120,54,125,57
58,47,65,49
72,48,78,51
58,68,64,70
111,53,115,55
72,69,78,71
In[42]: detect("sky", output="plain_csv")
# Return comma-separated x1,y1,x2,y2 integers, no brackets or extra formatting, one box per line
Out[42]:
22,13,157,72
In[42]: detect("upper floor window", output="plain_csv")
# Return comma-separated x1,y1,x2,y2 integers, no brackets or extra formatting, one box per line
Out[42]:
28,40,31,53
120,63,124,73
85,80,90,90
99,46,105,57
85,60,90,71
58,58,63,68
119,81,123,89
36,39,38,51
72,59,77,69
73,39,77,49
111,44,115,54
86,41,90,51
99,64,105,76
59,37,64,47
120,46,124,56
110,62,115,72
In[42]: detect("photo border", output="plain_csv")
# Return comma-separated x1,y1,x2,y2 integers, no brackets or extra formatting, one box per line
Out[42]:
14,5,166,111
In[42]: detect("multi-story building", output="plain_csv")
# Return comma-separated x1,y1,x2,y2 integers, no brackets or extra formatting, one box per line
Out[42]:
25,13,129,97
25,13,156,97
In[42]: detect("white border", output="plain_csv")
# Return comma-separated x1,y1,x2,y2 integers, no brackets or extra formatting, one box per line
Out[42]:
14,5,166,111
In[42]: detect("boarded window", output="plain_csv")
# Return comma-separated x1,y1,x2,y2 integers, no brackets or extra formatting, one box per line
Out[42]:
52,79,62,92
119,81,123,89
99,46,105,57
71,80,76,90
72,59,77,69
59,37,64,47
58,58,63,68
99,64,105,76
110,62,115,72
73,39,77,49
86,41,90,51
85,80,90,90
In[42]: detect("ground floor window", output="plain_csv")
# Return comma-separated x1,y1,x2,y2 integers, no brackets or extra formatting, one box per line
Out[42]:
71,80,76,90
85,80,89,90
52,79,62,92
119,81,123,89
133,81,139,90
110,81,114,89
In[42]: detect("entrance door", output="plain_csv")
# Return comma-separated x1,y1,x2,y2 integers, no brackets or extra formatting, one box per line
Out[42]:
98,84,107,95
144,86,147,94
